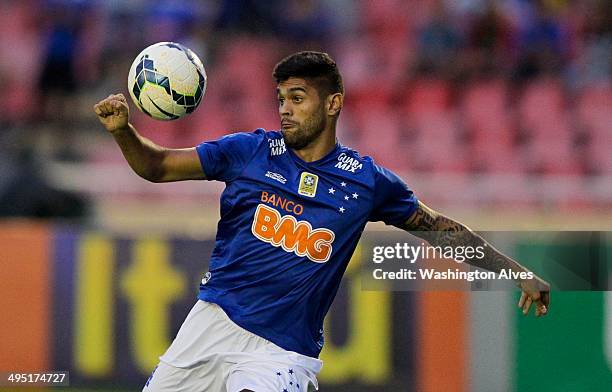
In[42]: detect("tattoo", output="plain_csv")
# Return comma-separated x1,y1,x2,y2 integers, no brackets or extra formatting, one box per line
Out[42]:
403,202,438,229
400,202,524,276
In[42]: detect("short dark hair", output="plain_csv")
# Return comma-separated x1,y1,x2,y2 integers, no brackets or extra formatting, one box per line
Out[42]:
273,51,344,96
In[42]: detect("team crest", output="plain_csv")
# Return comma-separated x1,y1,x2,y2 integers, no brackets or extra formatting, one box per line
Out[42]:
298,172,318,198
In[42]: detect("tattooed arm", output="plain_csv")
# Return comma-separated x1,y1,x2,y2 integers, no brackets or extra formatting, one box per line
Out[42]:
399,201,550,317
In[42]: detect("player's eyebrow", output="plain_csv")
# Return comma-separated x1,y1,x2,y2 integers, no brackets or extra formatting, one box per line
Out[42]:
277,86,307,95
288,87,307,93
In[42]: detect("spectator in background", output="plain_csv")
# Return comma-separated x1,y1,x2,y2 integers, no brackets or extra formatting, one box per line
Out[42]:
215,0,280,34
146,2,199,44
574,0,612,85
467,2,514,77
38,2,81,119
37,1,85,161
416,2,464,78
276,0,333,47
514,1,568,80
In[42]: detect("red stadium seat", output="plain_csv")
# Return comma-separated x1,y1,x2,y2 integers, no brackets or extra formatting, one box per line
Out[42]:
359,0,411,36
334,35,407,107
409,112,468,173
576,85,612,138
585,137,612,174
187,37,280,139
403,78,452,120
131,109,186,148
0,2,40,123
351,103,405,171
461,79,518,173
400,78,466,172
470,136,519,173
517,78,566,136
576,85,612,129
520,119,580,174
576,86,612,174
517,78,580,174
462,79,509,135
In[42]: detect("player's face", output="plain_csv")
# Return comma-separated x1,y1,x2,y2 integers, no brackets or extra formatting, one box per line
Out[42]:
277,77,327,150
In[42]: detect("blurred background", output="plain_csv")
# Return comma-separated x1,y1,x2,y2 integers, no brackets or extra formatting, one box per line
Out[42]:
0,0,610,391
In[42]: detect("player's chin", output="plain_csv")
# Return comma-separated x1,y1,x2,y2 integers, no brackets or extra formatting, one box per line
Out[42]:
281,125,297,135
281,129,305,149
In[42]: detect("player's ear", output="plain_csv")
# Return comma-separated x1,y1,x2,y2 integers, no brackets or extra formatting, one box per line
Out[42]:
326,93,343,116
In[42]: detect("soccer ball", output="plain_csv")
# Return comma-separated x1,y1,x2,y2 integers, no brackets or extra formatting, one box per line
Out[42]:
127,42,207,120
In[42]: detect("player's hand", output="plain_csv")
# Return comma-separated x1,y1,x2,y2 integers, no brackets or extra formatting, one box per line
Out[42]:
94,94,130,133
517,275,550,317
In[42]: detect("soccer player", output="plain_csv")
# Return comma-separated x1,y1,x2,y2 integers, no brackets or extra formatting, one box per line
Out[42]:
94,51,550,392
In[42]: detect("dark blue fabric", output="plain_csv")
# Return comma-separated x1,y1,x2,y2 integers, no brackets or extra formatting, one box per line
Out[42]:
195,129,418,357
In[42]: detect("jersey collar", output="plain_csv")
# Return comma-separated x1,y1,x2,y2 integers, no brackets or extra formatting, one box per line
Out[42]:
287,140,341,166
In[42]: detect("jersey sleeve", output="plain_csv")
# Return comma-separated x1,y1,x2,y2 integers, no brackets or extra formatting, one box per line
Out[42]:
369,164,419,226
196,129,265,182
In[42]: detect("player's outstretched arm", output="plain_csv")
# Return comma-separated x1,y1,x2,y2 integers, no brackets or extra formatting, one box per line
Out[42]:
93,94,205,182
399,201,550,317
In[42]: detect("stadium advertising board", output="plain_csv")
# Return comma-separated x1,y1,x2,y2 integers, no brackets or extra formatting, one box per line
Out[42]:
0,223,610,391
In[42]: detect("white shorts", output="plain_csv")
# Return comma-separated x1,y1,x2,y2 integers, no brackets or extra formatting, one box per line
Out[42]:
142,300,322,392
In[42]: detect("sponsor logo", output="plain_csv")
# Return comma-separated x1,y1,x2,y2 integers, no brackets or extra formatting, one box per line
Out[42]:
298,172,318,197
335,152,363,173
261,191,303,215
269,138,286,156
265,171,287,184
251,204,334,263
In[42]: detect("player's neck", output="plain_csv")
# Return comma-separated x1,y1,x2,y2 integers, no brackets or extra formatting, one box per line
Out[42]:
292,128,337,163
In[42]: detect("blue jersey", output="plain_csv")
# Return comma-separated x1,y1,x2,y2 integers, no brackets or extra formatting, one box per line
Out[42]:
196,129,418,358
